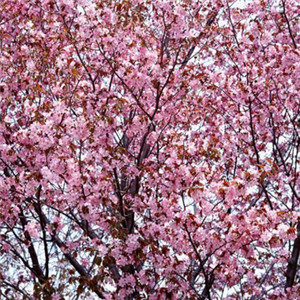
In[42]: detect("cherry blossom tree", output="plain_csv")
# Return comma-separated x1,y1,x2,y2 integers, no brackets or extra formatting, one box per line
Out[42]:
0,0,300,299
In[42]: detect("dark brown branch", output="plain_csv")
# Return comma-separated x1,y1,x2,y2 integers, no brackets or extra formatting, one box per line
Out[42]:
32,202,105,299
282,0,297,49
182,45,195,66
96,41,152,119
200,273,214,300
226,1,240,48
2,280,31,299
18,208,47,285
35,185,49,278
184,222,214,298
248,100,273,209
286,222,300,288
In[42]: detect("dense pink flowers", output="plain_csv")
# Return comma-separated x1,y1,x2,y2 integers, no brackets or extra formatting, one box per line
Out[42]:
0,0,300,299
